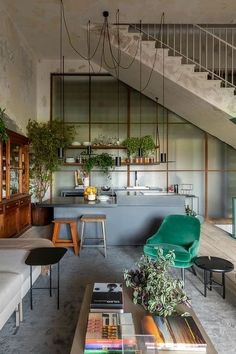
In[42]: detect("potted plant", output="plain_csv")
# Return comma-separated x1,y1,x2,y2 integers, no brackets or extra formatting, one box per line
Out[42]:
27,119,75,225
82,153,114,176
124,248,188,317
140,135,156,158
122,137,140,162
0,108,8,142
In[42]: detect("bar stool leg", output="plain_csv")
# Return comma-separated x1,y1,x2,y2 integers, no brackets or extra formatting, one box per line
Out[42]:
52,223,61,244
80,221,85,254
70,222,79,256
101,221,107,258
209,271,212,291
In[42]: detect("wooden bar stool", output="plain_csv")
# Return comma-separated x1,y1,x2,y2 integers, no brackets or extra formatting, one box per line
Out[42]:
80,214,107,257
52,218,79,256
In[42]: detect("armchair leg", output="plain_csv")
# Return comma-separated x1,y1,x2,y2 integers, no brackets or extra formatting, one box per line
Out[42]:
191,265,197,276
181,268,185,286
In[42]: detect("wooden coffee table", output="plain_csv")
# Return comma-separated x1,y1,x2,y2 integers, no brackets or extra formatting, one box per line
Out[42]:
70,284,217,354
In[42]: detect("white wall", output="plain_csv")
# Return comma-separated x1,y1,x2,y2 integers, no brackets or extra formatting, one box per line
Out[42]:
0,4,36,134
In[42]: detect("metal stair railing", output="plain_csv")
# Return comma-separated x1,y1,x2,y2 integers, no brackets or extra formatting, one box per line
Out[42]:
127,23,236,89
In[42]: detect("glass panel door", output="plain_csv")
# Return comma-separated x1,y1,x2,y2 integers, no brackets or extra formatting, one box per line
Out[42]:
10,143,20,196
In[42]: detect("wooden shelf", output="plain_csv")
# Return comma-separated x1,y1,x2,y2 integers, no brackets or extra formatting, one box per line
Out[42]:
63,162,159,167
68,145,125,149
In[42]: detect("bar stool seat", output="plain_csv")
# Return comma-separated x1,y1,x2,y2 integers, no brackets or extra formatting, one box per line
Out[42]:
52,218,79,256
80,214,107,257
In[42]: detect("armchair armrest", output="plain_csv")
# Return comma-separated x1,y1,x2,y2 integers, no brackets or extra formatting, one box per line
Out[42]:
188,240,200,258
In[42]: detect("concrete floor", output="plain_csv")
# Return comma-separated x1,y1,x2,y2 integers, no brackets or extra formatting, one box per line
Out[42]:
0,222,236,353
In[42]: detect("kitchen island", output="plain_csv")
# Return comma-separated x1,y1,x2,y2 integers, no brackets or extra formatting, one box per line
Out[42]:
40,192,185,245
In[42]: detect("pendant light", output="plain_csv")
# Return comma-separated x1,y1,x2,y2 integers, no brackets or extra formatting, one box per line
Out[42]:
138,20,143,158
160,13,167,164
58,0,65,160
115,10,121,167
155,97,160,163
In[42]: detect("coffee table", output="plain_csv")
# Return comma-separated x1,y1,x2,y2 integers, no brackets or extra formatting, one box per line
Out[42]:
70,284,217,354
194,256,234,299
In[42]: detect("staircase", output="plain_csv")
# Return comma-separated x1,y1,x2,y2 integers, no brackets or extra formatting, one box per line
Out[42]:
88,23,236,149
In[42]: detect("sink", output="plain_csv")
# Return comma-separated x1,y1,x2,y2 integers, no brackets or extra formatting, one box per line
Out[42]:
126,186,149,189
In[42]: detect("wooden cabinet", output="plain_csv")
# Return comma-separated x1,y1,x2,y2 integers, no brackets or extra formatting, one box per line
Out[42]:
0,130,31,238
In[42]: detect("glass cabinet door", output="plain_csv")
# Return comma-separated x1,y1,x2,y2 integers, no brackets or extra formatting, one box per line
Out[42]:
10,143,20,196
1,142,7,199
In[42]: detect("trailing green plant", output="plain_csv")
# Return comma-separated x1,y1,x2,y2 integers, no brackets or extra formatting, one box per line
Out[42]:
0,108,8,142
82,153,114,175
122,137,140,157
27,119,75,202
140,135,155,157
124,248,188,317
185,205,197,217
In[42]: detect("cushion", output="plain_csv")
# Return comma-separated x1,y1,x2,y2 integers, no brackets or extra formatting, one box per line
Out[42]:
0,249,30,283
0,238,54,249
0,272,21,313
144,243,191,262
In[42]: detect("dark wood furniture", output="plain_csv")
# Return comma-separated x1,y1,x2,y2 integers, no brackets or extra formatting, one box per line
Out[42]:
194,256,234,299
70,284,217,354
0,129,31,238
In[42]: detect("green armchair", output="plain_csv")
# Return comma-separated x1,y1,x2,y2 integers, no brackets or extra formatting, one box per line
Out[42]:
143,214,201,283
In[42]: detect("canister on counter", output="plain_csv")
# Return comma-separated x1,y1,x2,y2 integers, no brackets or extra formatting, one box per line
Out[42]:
174,184,179,194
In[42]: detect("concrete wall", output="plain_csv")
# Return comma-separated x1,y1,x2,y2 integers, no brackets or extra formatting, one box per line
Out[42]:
0,3,36,134
36,59,105,121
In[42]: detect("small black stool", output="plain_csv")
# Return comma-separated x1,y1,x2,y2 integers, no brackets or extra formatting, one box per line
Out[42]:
194,256,234,299
25,247,67,309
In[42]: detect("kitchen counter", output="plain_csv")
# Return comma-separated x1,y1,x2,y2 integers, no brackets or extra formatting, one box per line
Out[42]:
40,193,185,245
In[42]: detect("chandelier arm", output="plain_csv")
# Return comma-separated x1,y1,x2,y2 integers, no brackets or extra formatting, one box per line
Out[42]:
102,21,119,72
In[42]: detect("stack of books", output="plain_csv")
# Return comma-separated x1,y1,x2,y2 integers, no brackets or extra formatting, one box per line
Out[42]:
142,315,207,352
84,312,136,353
90,283,124,313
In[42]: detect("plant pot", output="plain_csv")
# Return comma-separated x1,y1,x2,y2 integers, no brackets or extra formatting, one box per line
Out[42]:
31,203,53,226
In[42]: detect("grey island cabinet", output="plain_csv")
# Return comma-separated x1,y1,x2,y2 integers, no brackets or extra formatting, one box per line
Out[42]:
39,193,185,245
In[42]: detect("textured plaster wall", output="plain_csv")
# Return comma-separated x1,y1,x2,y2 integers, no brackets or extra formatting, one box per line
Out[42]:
0,5,36,134
37,59,106,122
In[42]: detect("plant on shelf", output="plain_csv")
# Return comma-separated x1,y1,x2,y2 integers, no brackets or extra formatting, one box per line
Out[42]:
124,248,189,317
82,153,114,175
0,108,8,142
27,119,75,203
122,137,140,157
140,135,156,157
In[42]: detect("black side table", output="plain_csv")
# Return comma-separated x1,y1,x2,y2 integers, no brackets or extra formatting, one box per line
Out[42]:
25,247,67,309
194,256,234,299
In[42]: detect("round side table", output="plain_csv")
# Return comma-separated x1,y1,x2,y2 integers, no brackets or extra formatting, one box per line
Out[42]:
194,256,234,299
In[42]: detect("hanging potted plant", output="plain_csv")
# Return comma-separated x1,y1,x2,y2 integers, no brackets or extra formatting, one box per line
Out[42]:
124,248,188,317
0,108,8,142
27,119,75,225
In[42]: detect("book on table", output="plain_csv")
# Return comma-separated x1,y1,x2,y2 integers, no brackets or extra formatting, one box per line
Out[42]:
84,312,136,352
90,283,123,313
142,315,207,352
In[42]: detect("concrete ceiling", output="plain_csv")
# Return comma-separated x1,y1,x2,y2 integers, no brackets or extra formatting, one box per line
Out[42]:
2,0,236,59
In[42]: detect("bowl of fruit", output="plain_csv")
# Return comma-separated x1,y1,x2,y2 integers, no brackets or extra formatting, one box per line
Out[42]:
84,186,97,201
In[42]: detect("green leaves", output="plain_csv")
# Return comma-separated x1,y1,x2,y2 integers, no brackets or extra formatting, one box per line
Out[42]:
0,108,8,142
82,153,114,175
27,119,75,202
124,248,189,317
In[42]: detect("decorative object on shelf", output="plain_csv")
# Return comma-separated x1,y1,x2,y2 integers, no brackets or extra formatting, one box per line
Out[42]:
124,248,188,317
27,119,75,204
123,136,155,162
140,135,156,157
92,135,119,146
0,107,8,142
